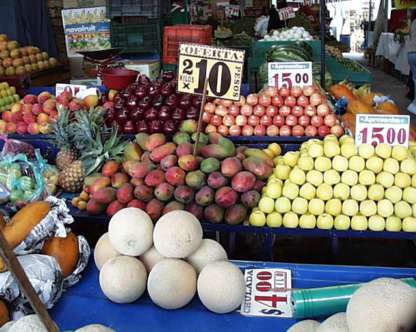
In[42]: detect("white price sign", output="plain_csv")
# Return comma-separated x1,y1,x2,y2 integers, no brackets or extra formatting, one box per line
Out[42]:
278,7,295,20
268,62,313,89
355,114,410,147
240,268,292,318
55,83,87,97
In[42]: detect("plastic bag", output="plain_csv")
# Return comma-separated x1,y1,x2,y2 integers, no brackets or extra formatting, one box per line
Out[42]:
0,135,35,158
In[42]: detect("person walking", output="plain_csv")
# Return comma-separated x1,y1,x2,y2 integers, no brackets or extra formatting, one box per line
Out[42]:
407,10,416,114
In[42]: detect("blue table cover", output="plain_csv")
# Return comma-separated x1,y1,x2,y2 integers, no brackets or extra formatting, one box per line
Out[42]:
50,260,416,332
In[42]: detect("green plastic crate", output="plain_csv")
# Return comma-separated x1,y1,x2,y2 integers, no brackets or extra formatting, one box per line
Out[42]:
326,57,373,85
110,19,161,54
251,40,321,61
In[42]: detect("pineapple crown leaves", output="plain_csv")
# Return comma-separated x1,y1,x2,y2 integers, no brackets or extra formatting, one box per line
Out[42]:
52,109,75,150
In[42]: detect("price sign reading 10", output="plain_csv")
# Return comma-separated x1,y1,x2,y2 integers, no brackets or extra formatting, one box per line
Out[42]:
177,43,245,101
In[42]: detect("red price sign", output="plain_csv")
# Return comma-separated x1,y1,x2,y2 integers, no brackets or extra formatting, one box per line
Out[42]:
355,114,410,147
268,62,312,89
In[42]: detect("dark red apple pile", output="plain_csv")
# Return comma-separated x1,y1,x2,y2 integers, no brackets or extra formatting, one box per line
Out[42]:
202,85,344,137
104,72,202,135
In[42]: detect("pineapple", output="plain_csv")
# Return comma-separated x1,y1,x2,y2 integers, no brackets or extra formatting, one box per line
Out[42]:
58,108,127,192
52,109,77,170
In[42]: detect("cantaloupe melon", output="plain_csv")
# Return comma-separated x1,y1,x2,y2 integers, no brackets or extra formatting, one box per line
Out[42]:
287,320,320,332
0,320,15,331
147,259,196,309
108,208,153,256
346,278,416,332
186,239,227,273
94,233,120,270
139,246,165,272
8,315,47,332
75,324,115,332
316,313,348,332
197,261,245,314
153,211,202,258
99,256,147,304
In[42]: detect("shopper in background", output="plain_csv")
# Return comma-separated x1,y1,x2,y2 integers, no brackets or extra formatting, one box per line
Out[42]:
255,7,269,38
407,10,416,114
267,5,281,33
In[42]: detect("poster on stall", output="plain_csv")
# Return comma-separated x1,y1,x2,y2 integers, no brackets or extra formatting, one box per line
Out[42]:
61,6,111,56
395,0,416,9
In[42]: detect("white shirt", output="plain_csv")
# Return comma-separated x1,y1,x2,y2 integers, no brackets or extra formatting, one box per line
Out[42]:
407,19,416,53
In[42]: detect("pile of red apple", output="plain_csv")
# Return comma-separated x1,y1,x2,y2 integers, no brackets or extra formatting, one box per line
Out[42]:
0,92,57,135
56,87,100,112
202,85,344,137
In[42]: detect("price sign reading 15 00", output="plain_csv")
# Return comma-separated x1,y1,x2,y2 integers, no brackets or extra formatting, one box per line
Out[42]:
355,114,410,147
268,62,312,89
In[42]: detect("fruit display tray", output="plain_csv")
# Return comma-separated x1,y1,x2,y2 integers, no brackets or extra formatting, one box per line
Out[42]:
50,259,416,331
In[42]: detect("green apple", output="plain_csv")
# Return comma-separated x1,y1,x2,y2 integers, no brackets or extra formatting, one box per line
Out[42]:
341,142,357,158
249,210,266,227
391,145,408,161
292,197,308,215
324,134,338,142
299,183,316,200
368,215,385,231
351,185,367,201
402,217,416,232
267,176,283,186
315,156,332,172
289,167,306,186
283,212,299,228
258,196,275,214
351,215,368,231
358,170,376,186
308,143,324,158
413,203,416,217
299,214,317,229
412,174,416,187
274,156,285,165
376,171,395,188
323,169,340,185
358,143,375,159
308,198,325,215
334,215,351,230
266,212,282,228
306,170,323,187
375,143,392,159
400,158,416,175
349,156,365,172
394,201,412,219
283,151,299,167
377,199,394,217
332,155,348,172
342,199,359,216
324,141,340,158
282,182,299,200
339,135,355,145
265,182,282,199
333,183,350,200
386,216,401,232
360,200,377,217
384,186,402,203
317,214,334,229
394,172,411,188
298,156,314,171
316,183,333,201
367,184,384,201
275,197,291,214
325,198,342,216
274,165,291,180
366,156,383,173
341,170,358,186
383,158,400,173
403,187,416,204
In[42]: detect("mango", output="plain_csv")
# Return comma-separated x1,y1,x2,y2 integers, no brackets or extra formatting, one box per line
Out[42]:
218,136,236,156
165,166,186,186
134,184,154,202
83,174,105,188
106,200,126,218
215,187,238,208
124,142,142,161
191,132,208,146
207,172,228,189
163,201,185,214
208,133,223,144
242,156,273,180
178,154,199,171
160,155,178,171
173,132,190,145
199,144,231,160
243,148,271,162
185,202,204,220
86,199,106,215
111,172,129,189
180,119,197,134
231,171,256,193
127,199,146,210
93,187,117,204
130,177,144,187
102,160,120,177
144,133,166,151
204,204,225,224
200,158,220,173
144,169,165,187
185,170,206,190
116,183,134,204
154,182,174,201
225,204,247,225
221,157,242,177
122,160,138,174
146,199,165,221
195,186,215,206
135,132,149,150
176,143,193,157
174,185,195,204
241,190,260,208
254,180,266,192
150,143,176,162
89,177,111,195
129,161,155,178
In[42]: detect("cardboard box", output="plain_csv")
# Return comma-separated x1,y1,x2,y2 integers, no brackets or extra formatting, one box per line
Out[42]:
123,60,161,80
63,0,106,8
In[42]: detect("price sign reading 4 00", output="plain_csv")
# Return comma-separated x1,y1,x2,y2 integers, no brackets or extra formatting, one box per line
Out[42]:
177,43,245,101
355,114,410,147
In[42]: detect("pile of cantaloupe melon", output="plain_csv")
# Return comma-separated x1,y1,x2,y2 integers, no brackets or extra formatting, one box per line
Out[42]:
94,208,245,313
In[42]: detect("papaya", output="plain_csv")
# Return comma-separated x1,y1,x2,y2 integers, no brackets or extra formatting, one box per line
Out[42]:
346,98,374,115
342,112,357,135
42,232,79,277
360,92,376,106
0,299,9,327
0,201,50,271
375,101,400,115
329,83,355,101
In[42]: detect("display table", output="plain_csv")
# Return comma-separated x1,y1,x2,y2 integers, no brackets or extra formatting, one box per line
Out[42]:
376,32,410,76
50,260,416,332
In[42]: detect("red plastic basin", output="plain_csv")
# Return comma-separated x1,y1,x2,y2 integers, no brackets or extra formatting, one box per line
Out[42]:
101,67,139,90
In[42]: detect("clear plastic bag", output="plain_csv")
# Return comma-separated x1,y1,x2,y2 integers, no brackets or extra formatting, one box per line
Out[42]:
0,135,35,158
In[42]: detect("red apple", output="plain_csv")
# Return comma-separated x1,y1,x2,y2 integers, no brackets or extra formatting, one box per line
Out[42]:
42,99,56,114
248,115,259,127
254,124,266,136
10,103,21,113
32,103,42,115
202,112,212,123
228,104,240,117
210,115,222,127
318,125,330,137
23,94,37,104
37,91,51,105
260,115,272,126
39,123,52,134
22,103,33,115
285,114,298,126
284,96,297,107
298,115,311,127
6,122,16,133
223,114,235,127
2,111,11,122
23,113,36,125
266,105,277,117
305,125,318,137
304,105,316,117
0,120,6,133
311,115,323,127
242,125,254,136
266,125,279,136
253,105,265,117
37,113,49,125
292,106,304,117
228,125,241,136
16,121,27,134
273,115,284,127
279,105,291,116
11,111,22,123
271,95,283,107
235,115,247,126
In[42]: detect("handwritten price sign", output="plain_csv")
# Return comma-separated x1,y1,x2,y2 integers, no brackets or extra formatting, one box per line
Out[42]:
355,114,410,147
278,7,295,20
268,62,312,89
240,268,292,318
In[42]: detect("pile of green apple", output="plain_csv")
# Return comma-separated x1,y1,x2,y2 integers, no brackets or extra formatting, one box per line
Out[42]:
0,81,19,112
249,135,416,232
